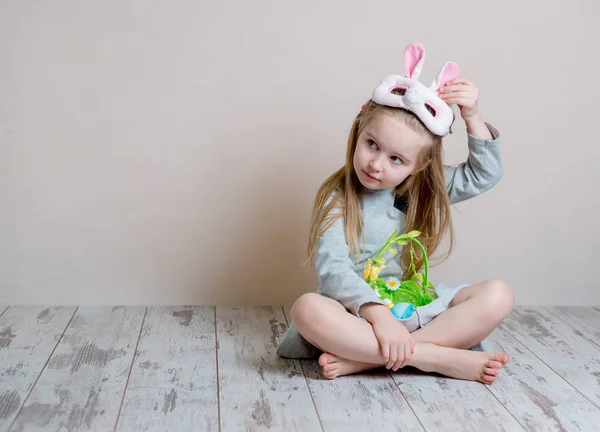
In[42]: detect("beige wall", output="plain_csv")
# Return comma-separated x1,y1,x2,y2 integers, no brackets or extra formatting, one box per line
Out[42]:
1,1,598,306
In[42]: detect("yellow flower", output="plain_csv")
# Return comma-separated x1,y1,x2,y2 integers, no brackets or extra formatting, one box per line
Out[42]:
362,259,373,280
370,264,384,280
383,299,393,309
363,259,385,281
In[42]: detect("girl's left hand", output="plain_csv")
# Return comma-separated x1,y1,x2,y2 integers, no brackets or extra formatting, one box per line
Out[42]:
439,77,479,121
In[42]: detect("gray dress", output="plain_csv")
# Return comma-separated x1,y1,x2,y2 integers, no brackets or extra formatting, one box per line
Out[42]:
277,123,502,359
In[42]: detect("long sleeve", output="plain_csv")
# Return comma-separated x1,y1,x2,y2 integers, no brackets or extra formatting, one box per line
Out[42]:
314,205,385,317
445,122,503,205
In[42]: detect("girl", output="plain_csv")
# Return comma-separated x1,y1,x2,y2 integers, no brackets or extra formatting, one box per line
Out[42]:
277,44,514,384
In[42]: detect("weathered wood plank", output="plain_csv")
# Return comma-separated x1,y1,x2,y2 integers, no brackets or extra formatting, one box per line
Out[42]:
281,307,424,432
392,368,524,431
9,306,146,432
216,306,321,431
115,306,218,432
486,325,600,431
502,307,600,407
289,304,521,431
302,361,424,432
547,306,600,345
0,306,76,431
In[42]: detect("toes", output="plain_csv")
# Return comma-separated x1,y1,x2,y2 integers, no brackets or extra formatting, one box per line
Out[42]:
485,360,503,369
484,367,499,376
482,374,496,385
490,352,510,365
318,354,327,366
319,353,335,367
323,366,339,380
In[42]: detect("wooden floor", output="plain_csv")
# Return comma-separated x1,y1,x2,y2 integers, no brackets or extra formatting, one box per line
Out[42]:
0,305,599,432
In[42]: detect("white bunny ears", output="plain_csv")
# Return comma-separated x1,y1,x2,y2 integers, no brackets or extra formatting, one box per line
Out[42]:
372,43,460,136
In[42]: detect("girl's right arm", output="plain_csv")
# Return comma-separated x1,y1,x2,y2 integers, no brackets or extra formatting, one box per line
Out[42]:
314,205,414,369
314,208,384,317
360,303,415,370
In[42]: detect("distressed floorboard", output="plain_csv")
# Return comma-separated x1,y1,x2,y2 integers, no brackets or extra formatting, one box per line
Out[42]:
216,306,321,431
9,306,145,432
502,307,600,407
302,361,424,432
487,325,600,431
281,307,423,432
547,306,600,346
116,306,218,432
392,369,524,432
0,306,75,431
3,305,600,431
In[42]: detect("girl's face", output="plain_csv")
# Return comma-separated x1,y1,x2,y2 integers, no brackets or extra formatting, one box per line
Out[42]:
353,112,428,190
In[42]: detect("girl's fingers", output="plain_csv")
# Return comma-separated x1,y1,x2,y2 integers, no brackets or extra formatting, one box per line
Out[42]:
394,344,403,371
448,76,473,86
393,344,403,371
402,343,411,368
440,84,470,93
387,345,397,369
441,98,474,107
381,343,389,363
440,91,474,99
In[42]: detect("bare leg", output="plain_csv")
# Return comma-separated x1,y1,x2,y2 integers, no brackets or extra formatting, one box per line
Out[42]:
318,344,509,383
410,280,515,349
291,280,514,382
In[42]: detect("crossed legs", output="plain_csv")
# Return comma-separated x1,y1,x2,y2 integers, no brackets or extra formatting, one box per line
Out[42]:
290,280,514,384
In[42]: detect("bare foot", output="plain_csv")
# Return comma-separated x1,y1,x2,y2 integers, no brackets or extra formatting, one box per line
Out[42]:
318,353,378,379
412,343,510,385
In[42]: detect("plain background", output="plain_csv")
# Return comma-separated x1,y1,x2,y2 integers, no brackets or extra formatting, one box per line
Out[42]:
1,1,598,306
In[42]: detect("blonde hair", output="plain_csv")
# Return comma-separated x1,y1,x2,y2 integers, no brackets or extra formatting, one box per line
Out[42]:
307,100,454,279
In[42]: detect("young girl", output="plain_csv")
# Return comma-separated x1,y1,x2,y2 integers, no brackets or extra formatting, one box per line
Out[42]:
277,44,514,384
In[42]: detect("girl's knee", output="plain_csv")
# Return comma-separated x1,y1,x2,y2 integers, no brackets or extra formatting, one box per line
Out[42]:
290,293,325,328
290,293,342,332
483,279,515,317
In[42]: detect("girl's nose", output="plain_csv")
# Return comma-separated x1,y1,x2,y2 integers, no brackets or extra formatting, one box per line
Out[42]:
369,159,382,171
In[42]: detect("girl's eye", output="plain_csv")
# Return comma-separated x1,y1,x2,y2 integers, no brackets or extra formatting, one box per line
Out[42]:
391,156,403,165
367,139,378,149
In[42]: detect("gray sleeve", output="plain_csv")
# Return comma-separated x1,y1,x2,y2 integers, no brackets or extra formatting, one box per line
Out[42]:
314,203,385,317
445,122,503,205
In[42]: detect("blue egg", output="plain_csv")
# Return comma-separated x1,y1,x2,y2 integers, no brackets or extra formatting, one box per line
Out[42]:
391,302,416,320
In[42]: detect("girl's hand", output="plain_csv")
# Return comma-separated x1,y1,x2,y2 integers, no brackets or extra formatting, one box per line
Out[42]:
372,314,415,370
439,76,480,121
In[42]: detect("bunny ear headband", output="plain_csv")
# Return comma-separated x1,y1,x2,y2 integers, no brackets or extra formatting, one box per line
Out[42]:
371,43,460,137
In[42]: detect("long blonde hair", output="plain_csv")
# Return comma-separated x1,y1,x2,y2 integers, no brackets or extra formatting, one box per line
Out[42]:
307,100,454,279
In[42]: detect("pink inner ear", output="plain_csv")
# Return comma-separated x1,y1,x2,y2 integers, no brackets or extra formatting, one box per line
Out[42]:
404,43,424,78
434,62,460,92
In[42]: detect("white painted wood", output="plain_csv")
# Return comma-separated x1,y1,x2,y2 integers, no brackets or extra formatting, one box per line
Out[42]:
392,368,524,432
487,325,600,431
290,302,521,431
0,306,76,431
216,306,321,431
502,307,600,407
281,307,424,432
116,306,218,432
302,361,424,432
547,306,600,345
9,306,146,432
